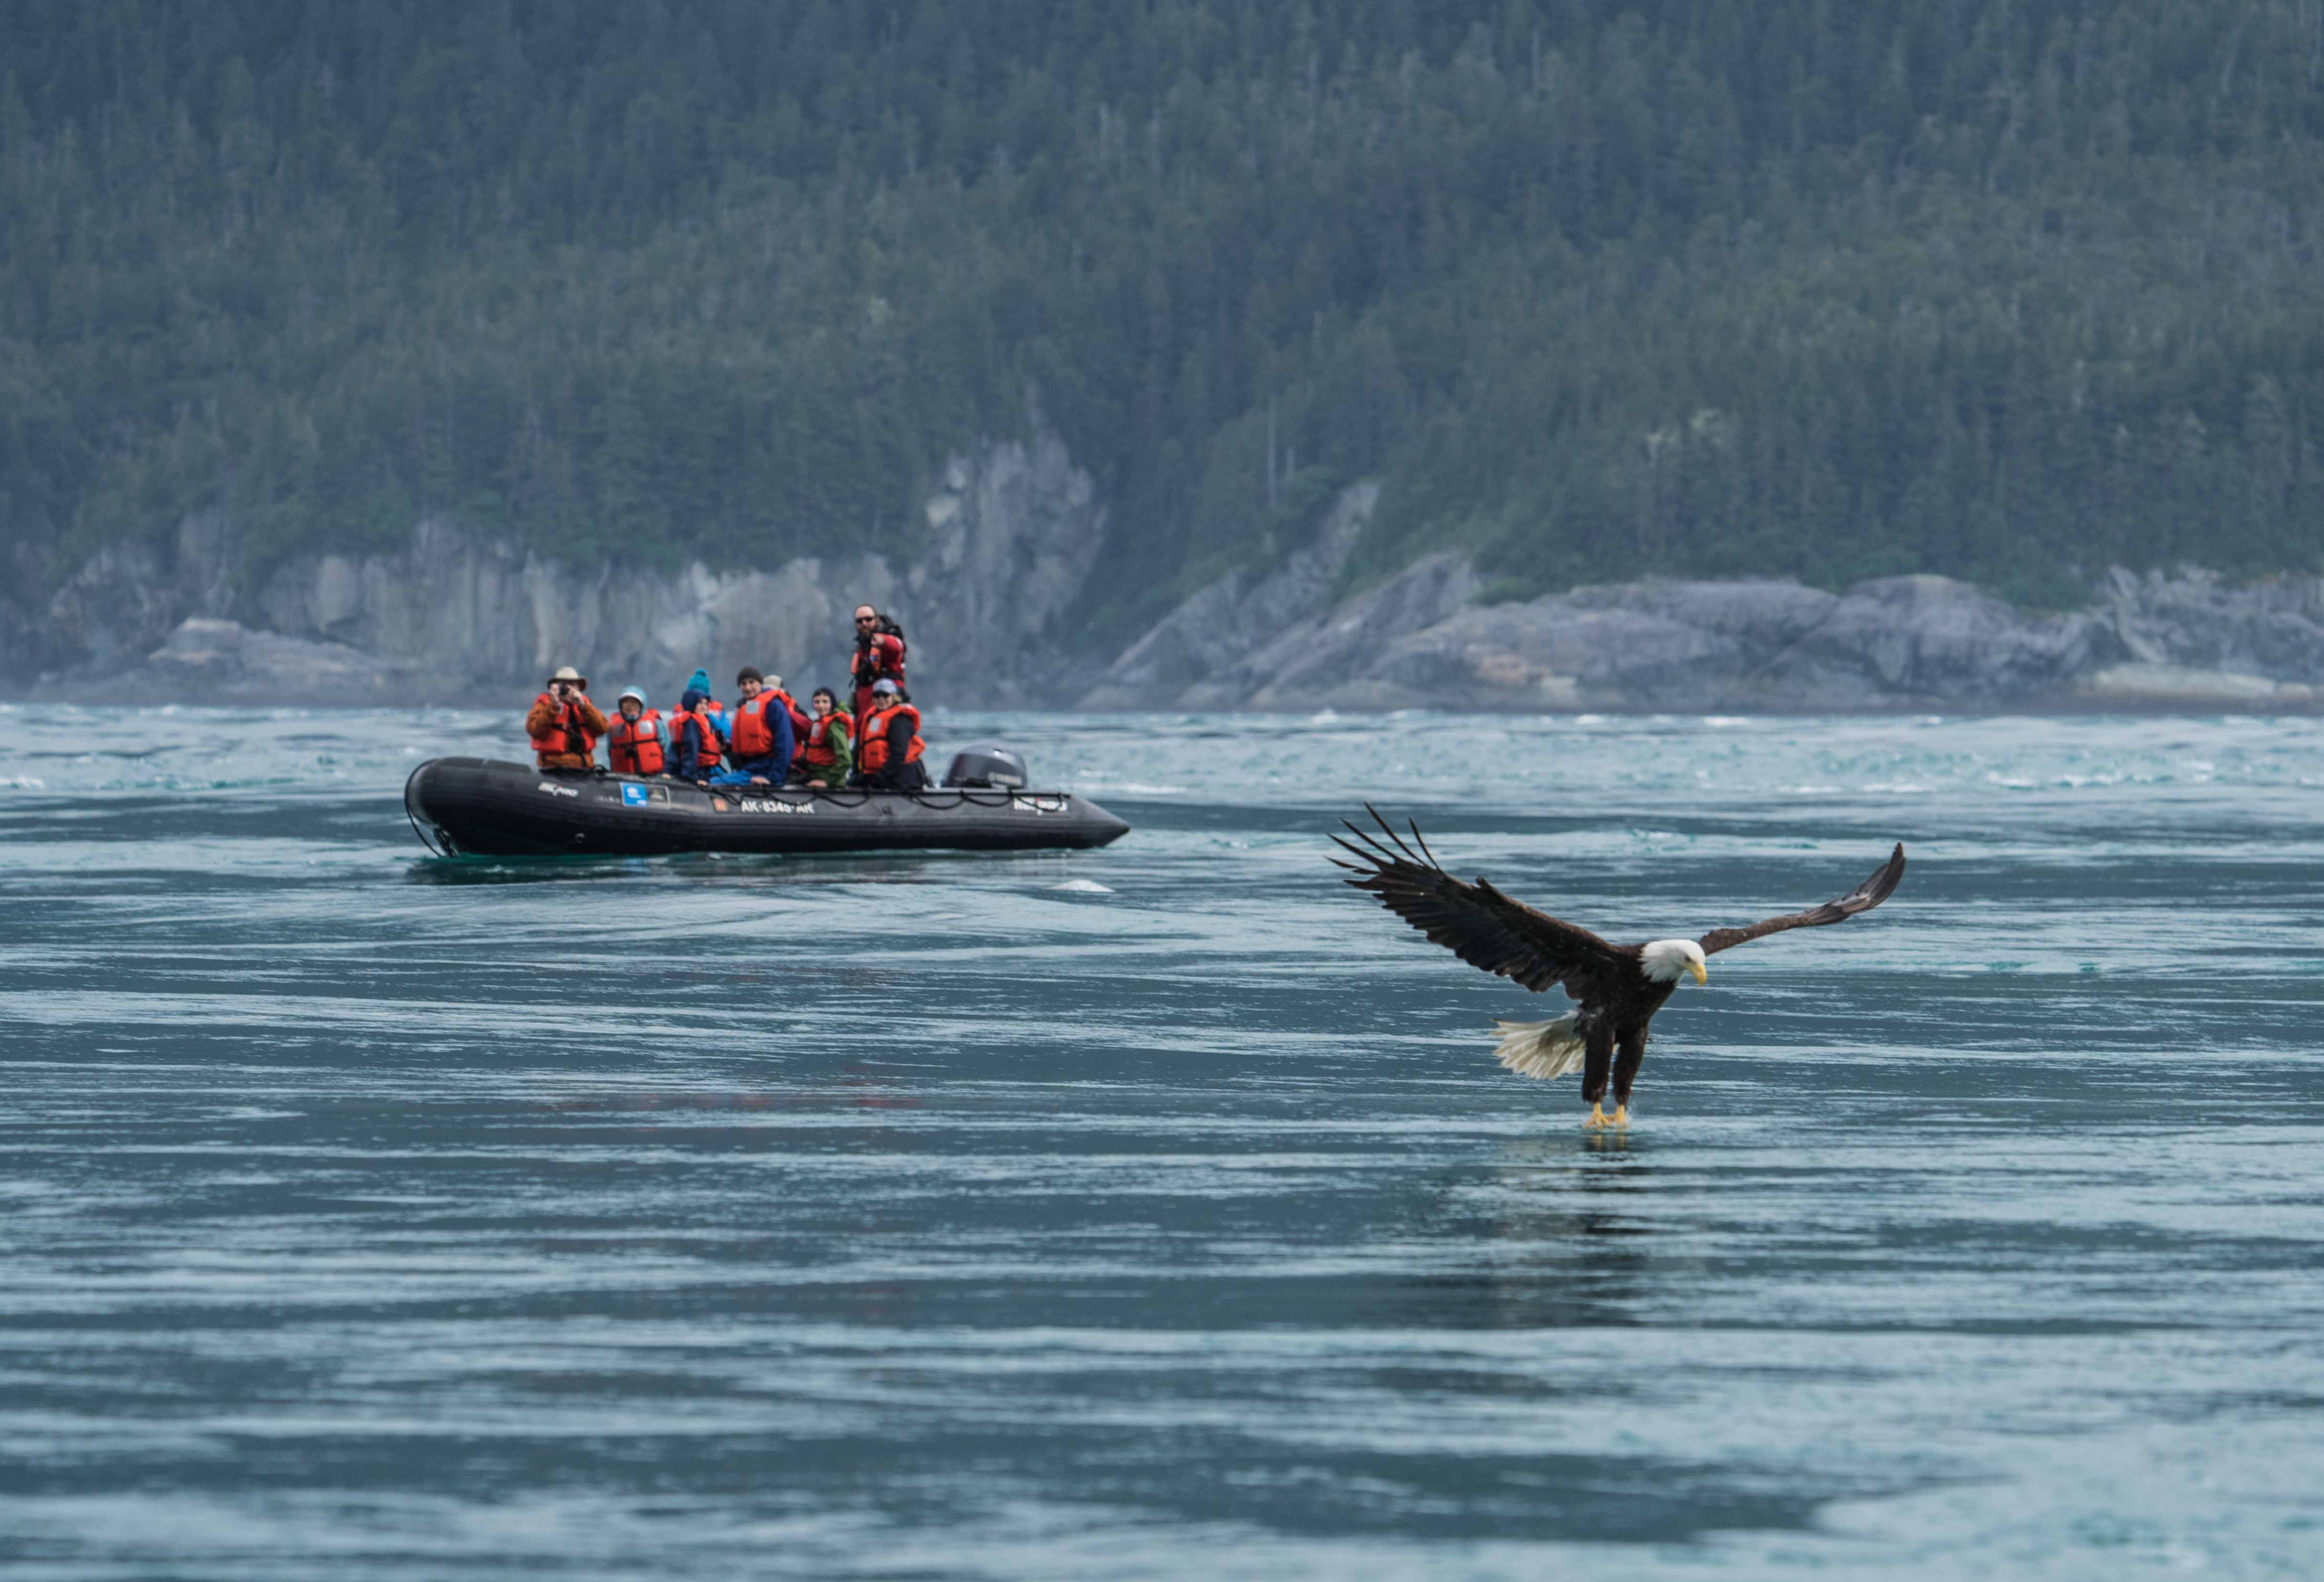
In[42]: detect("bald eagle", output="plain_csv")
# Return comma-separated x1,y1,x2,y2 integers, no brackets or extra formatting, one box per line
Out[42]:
1332,809,1907,1129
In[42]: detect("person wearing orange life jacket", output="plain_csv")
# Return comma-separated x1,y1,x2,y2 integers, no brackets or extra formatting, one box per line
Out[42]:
526,665,607,770
605,687,667,776
851,678,928,790
711,665,796,786
667,689,725,782
678,667,728,750
849,605,907,724
791,686,853,788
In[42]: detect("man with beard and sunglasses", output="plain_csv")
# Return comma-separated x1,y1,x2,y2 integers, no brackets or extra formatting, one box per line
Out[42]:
848,605,907,723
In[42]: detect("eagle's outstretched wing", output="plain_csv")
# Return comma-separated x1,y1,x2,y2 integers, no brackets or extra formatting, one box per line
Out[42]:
1697,844,1907,957
1331,806,1635,997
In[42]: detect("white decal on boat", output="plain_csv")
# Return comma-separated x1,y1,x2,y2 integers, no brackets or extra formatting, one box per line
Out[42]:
734,798,813,815
537,782,580,798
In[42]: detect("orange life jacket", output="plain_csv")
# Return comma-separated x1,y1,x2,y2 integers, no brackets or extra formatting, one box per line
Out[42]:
729,691,787,759
530,693,600,763
606,709,666,776
799,708,852,769
855,702,924,774
668,707,723,773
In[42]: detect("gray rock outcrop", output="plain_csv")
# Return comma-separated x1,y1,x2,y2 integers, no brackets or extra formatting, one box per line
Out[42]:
1086,483,1380,705
1083,481,1478,709
2093,565,2324,677
20,426,1104,707
17,445,2324,711
142,617,430,701
1089,534,2324,712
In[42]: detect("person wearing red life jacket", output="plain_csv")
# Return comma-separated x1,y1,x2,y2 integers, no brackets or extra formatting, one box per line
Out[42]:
679,666,728,752
791,686,853,788
525,665,606,770
851,678,928,790
605,687,667,776
713,665,795,786
849,605,907,724
667,689,725,782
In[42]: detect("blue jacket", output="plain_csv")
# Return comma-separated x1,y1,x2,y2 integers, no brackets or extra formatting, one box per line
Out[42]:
671,692,721,778
681,669,728,743
727,692,794,774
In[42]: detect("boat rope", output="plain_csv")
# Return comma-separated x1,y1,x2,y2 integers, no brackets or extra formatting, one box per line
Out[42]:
900,787,1059,810
402,763,449,857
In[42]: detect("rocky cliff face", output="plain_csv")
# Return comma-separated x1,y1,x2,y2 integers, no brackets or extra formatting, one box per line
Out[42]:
15,428,1103,706
15,453,2324,711
1085,512,2324,712
1083,483,1482,710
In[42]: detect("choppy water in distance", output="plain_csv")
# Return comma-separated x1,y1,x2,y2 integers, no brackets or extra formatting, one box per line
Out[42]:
4,705,2323,1580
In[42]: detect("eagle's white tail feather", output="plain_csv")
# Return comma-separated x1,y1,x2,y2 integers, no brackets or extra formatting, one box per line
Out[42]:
1491,1014,1587,1080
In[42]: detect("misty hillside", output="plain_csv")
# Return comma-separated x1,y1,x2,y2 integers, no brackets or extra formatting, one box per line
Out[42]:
6,0,2323,663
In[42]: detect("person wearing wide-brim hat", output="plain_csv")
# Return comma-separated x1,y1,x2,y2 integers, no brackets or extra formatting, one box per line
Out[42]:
526,664,608,771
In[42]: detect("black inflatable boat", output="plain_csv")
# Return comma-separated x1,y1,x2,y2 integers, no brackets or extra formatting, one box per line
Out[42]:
404,757,1131,858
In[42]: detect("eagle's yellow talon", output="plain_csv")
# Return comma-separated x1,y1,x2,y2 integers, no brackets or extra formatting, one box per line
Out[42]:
1611,1105,1629,1129
1585,1103,1610,1129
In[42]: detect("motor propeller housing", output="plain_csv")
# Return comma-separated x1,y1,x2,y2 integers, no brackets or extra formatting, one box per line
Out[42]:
942,744,1030,789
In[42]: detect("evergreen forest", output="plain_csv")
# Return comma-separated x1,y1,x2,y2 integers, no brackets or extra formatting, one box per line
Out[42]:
6,0,2324,637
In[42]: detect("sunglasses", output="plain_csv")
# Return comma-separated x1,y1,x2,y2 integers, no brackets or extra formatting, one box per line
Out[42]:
854,616,877,624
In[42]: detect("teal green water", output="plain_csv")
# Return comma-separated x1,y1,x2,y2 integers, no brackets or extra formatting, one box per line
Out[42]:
3,707,2321,1579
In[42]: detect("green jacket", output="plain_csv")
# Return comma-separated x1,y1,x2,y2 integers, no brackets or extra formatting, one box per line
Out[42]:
794,714,851,786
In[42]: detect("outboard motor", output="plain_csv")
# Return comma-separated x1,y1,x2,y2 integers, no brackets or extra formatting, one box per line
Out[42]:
943,743,1029,789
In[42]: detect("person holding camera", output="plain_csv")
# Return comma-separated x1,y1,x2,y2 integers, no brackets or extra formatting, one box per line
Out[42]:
526,665,607,770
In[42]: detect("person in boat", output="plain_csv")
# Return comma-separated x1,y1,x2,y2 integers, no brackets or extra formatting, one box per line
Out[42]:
605,687,667,777
849,605,907,724
667,689,725,783
764,673,814,758
852,677,928,790
527,665,606,771
791,687,853,788
678,666,728,748
713,666,794,786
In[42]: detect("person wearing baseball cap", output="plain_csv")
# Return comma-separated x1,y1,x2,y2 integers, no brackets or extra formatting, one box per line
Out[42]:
852,677,927,790
526,665,606,770
604,687,667,776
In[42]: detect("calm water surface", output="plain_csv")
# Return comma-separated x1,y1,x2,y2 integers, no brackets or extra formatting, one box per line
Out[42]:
3,706,2321,1580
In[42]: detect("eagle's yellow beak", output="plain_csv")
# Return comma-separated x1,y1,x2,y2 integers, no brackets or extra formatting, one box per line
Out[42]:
1689,959,1708,986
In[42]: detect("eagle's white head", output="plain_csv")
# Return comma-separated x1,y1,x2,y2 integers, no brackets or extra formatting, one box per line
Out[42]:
1641,938,1708,986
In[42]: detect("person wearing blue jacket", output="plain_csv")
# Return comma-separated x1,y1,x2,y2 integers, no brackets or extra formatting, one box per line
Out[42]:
668,689,725,781
710,666,793,786
680,666,728,748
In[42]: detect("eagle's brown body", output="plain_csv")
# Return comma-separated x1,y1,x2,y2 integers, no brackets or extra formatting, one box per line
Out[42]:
1331,809,1907,1124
